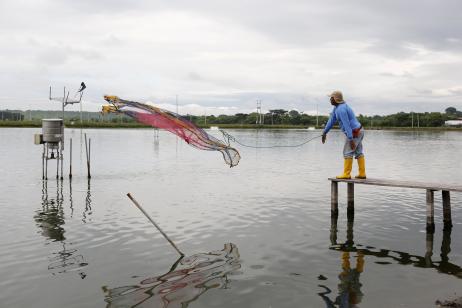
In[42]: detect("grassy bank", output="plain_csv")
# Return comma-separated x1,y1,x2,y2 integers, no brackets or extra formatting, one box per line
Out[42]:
1,120,461,130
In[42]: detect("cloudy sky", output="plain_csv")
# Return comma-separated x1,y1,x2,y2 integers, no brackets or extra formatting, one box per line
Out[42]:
1,0,461,115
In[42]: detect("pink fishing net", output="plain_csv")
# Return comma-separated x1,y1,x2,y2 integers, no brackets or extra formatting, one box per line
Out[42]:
103,96,240,167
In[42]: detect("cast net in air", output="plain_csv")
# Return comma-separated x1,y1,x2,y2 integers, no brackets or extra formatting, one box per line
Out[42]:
103,96,241,167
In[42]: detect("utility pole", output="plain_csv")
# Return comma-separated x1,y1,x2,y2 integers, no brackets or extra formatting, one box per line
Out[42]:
176,95,178,114
411,112,414,128
256,100,262,124
204,109,207,125
316,104,319,128
62,87,66,123
80,96,83,124
417,113,420,128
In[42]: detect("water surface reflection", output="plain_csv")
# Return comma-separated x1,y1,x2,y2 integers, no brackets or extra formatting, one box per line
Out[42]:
320,213,462,307
103,243,241,308
34,180,88,277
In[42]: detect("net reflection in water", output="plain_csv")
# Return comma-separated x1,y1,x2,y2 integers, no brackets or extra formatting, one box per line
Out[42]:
103,243,241,308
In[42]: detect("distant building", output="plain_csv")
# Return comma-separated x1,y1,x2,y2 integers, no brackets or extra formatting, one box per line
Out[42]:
445,119,462,126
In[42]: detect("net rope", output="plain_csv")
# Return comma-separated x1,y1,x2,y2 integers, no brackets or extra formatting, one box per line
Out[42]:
220,130,323,148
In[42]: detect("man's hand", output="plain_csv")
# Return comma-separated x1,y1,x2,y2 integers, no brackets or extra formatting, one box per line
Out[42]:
322,134,327,144
350,140,356,150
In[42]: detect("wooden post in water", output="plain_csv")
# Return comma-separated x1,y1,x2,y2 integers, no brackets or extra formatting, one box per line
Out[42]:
89,138,91,177
45,146,48,180
426,189,435,233
330,215,338,245
42,144,45,180
442,190,452,230
347,183,354,217
69,138,72,179
331,181,338,217
60,141,64,180
84,134,91,179
56,147,59,179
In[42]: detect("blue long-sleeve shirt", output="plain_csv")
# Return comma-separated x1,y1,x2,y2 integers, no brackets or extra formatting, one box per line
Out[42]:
323,102,361,140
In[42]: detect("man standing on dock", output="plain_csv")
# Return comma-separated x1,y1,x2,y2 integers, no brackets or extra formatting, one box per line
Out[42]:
321,91,366,179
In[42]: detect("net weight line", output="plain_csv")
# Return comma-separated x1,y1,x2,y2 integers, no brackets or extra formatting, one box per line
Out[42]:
220,130,323,149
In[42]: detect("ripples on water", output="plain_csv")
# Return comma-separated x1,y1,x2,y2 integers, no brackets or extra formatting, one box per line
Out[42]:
0,128,461,307
103,243,240,307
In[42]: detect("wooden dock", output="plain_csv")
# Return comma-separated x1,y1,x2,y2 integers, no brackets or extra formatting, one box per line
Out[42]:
329,178,462,233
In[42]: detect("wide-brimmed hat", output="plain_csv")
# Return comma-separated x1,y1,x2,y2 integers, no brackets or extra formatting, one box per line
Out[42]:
328,90,344,103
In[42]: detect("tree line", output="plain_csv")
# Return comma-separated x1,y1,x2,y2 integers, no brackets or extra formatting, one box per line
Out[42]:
187,107,461,127
1,106,461,127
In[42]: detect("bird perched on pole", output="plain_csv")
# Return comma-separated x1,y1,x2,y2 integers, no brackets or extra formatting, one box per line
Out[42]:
78,82,86,93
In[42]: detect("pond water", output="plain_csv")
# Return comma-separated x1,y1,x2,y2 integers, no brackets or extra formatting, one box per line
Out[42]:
0,127,461,307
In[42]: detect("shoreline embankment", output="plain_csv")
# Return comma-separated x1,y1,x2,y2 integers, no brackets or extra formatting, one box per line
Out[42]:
1,120,461,131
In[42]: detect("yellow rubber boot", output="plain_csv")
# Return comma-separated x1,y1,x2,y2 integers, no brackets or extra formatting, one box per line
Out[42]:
336,158,353,179
355,156,366,179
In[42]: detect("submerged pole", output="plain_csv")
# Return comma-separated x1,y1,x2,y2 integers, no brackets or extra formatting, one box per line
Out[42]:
126,193,184,257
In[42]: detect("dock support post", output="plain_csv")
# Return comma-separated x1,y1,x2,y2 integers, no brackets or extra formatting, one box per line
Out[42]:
330,215,338,245
425,231,434,267
347,183,354,218
442,190,452,230
331,181,338,217
426,189,435,234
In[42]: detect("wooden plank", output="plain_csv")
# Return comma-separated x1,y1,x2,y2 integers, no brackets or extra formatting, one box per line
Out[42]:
328,178,462,192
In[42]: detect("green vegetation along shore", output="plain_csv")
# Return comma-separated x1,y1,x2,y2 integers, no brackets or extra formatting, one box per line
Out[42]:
1,120,461,131
1,106,461,129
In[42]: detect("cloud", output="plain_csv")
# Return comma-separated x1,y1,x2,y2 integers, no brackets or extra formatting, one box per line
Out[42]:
0,0,461,114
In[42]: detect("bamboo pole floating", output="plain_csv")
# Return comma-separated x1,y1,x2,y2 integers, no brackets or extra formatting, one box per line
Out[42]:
126,193,185,257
